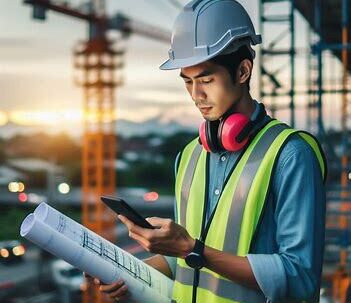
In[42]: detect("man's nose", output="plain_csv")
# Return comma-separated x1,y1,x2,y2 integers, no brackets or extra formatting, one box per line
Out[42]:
191,82,206,102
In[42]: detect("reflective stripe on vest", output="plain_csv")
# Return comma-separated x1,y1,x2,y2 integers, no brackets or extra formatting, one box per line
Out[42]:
179,143,203,228
173,120,326,303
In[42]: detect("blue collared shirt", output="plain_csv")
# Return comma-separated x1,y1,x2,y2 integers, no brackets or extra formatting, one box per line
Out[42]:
166,101,326,302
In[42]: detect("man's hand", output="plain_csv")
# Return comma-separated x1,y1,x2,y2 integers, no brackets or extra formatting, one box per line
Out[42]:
118,215,195,258
84,272,130,302
97,279,131,302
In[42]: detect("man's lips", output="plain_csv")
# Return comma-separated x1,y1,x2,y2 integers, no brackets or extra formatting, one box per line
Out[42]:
199,106,212,114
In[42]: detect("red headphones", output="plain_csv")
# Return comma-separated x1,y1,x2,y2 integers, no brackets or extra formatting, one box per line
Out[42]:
199,103,266,153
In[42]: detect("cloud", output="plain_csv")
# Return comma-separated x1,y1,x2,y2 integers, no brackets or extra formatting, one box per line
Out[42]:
0,73,81,111
0,37,35,47
131,89,188,104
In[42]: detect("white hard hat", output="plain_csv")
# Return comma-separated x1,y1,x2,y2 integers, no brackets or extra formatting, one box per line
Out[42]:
160,0,262,70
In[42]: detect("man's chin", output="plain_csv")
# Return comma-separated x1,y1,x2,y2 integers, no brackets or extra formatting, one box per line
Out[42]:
199,109,221,121
202,114,220,121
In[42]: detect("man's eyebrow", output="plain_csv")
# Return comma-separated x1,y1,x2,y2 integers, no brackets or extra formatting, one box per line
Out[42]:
179,70,215,79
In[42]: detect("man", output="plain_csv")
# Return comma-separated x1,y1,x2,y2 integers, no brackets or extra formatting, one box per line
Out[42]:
96,0,327,302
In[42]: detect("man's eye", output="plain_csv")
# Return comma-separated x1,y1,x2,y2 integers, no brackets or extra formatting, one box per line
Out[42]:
184,81,192,85
201,79,212,84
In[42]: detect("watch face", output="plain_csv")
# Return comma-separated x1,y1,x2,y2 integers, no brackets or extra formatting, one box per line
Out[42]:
185,252,204,269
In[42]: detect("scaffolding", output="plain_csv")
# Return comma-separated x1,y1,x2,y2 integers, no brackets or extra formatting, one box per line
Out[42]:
260,0,351,300
259,0,296,127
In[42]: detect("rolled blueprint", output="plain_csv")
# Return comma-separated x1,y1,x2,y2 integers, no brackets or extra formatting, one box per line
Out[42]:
20,202,174,303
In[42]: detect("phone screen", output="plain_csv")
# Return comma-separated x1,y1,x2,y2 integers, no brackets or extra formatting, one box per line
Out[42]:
100,196,155,229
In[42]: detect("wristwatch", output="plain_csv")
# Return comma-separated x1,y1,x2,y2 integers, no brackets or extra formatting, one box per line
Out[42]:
185,239,206,269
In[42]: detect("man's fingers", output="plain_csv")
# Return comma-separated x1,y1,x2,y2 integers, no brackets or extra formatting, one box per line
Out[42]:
118,215,141,232
146,217,171,228
83,272,93,279
99,279,124,293
118,215,154,238
83,275,104,286
83,273,104,287
107,284,129,299
129,232,150,249
117,215,134,228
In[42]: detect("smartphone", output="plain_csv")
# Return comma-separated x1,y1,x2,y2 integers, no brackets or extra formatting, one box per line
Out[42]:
100,196,155,229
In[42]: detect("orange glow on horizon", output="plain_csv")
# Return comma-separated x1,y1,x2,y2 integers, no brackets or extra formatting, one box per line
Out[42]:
10,110,83,126
3,108,167,127
0,111,8,126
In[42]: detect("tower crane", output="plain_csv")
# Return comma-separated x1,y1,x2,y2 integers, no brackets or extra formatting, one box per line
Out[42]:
23,1,171,302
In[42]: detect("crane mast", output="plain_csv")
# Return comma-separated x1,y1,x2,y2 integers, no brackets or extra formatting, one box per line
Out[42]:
23,1,171,302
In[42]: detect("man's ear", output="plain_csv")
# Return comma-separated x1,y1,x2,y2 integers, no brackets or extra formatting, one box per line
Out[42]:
238,59,253,84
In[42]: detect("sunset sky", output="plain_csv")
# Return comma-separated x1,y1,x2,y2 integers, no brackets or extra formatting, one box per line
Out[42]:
0,0,345,136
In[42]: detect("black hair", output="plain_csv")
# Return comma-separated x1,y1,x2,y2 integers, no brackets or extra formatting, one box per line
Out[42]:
210,45,254,91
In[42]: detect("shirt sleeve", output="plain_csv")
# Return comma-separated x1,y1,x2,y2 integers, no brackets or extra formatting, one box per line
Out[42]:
164,255,177,279
247,134,326,302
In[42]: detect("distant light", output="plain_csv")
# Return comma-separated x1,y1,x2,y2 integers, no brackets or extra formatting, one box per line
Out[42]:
18,193,28,203
12,245,25,256
349,172,351,180
0,249,9,258
143,192,159,202
8,182,19,193
28,193,41,204
18,182,25,193
58,183,70,194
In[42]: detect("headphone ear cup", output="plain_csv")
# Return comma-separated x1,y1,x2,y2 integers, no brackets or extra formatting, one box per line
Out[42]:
199,121,211,152
221,113,250,151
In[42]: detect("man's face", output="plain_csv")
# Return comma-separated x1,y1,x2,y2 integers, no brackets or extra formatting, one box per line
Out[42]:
180,60,240,121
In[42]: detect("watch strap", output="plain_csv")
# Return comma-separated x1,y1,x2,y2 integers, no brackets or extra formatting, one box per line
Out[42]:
193,239,205,256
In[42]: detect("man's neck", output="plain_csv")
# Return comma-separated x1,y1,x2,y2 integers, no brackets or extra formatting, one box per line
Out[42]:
233,90,255,117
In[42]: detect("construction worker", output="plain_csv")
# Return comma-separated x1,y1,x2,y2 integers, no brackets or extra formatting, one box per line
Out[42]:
96,0,327,302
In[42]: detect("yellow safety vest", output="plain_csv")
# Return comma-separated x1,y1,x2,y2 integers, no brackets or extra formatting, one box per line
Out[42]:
173,120,327,303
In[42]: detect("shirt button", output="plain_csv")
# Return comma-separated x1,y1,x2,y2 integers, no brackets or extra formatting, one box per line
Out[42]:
221,156,226,162
214,189,220,196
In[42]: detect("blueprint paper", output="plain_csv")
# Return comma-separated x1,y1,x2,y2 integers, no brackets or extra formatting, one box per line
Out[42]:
20,202,174,303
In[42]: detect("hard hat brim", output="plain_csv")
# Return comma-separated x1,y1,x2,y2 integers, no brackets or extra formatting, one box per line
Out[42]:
159,45,234,70
159,44,256,70
159,55,213,70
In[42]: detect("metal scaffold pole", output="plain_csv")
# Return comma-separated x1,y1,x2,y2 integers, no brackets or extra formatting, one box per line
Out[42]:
314,0,325,140
259,0,296,127
289,0,296,128
339,2,350,296
341,0,350,197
